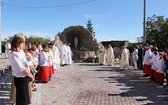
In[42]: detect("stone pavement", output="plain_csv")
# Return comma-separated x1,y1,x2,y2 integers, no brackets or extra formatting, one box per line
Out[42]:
0,53,12,105
0,56,168,105
34,63,168,105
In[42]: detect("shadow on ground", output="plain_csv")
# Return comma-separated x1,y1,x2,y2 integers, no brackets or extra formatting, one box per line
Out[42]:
0,70,12,105
88,63,168,105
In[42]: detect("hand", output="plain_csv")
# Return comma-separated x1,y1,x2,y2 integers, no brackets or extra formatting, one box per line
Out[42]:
34,70,38,74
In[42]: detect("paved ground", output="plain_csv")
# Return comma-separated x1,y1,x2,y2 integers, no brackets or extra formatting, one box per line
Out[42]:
36,63,168,105
0,56,168,105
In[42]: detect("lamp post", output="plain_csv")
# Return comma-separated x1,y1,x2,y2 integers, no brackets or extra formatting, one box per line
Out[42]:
143,0,146,45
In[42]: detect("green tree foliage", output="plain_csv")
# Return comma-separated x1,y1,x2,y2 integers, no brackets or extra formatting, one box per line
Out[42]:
146,15,168,49
86,19,95,37
26,35,51,45
4,34,51,45
56,31,62,37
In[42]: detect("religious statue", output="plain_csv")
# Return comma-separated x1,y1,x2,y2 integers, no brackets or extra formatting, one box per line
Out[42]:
55,35,62,48
74,36,78,48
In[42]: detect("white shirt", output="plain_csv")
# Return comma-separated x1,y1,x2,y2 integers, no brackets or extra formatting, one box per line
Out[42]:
39,51,49,66
156,58,166,73
143,49,152,65
9,50,29,77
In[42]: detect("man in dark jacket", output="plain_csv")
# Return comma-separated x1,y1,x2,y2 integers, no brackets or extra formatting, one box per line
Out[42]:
137,44,144,69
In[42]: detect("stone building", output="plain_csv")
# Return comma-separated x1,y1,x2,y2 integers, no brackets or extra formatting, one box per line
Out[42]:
59,25,100,60
60,25,99,51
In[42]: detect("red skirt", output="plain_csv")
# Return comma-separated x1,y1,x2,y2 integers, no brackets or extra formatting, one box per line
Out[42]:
150,69,155,77
158,73,164,83
49,65,54,76
143,64,151,75
37,66,49,82
154,71,159,81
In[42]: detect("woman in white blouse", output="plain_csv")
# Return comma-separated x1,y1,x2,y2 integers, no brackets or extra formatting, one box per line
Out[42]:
9,35,34,105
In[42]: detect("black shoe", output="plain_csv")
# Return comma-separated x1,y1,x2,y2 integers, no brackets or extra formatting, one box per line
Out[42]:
159,83,163,85
60,65,64,67
142,74,148,77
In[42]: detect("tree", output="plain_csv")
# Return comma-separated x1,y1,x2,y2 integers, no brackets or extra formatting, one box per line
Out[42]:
146,15,168,49
56,31,62,37
4,34,51,45
86,19,96,37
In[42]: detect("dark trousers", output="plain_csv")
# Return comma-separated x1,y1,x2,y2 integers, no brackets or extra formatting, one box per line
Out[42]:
166,72,168,86
14,76,30,105
137,58,143,69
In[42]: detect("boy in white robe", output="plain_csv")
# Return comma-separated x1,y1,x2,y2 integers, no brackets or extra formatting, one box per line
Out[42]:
156,52,165,85
143,43,152,76
60,42,67,66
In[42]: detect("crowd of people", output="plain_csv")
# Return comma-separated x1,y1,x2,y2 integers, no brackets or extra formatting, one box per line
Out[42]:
5,34,168,105
142,43,168,89
98,43,168,90
7,35,72,105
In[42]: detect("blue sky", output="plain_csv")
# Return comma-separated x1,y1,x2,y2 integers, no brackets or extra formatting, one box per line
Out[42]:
1,0,168,42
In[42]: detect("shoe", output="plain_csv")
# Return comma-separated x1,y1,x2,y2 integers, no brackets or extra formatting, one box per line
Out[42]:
159,83,163,85
141,74,148,77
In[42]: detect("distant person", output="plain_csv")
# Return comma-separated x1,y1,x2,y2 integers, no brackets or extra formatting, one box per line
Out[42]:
137,44,144,69
142,43,152,77
74,36,78,48
132,46,138,70
66,43,72,65
60,42,67,66
156,52,165,85
5,42,11,58
165,54,168,90
98,45,107,65
106,44,115,66
120,46,129,69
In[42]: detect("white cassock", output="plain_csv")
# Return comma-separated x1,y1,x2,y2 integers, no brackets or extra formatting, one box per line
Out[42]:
151,53,159,73
38,51,50,82
5,43,11,58
132,49,138,69
106,47,115,66
120,48,129,69
60,45,67,65
67,46,72,65
99,48,107,65
156,57,166,83
30,51,39,69
55,46,60,67
51,45,58,69
143,49,152,75
156,58,165,74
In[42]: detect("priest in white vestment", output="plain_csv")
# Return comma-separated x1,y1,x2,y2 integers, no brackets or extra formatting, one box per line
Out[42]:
53,44,60,68
5,42,11,58
67,43,72,65
120,46,129,69
51,43,58,70
60,42,67,66
99,45,107,65
106,44,115,66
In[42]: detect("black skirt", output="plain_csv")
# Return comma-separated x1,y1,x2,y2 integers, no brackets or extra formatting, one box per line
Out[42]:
14,76,31,105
